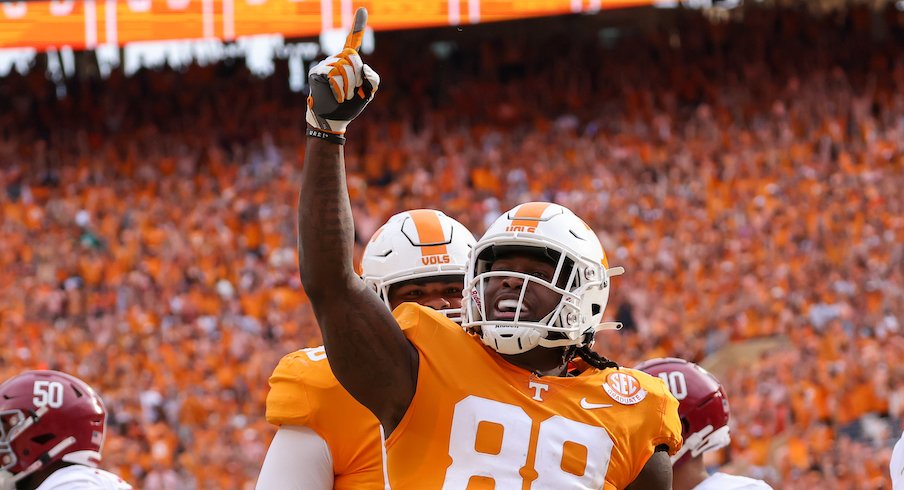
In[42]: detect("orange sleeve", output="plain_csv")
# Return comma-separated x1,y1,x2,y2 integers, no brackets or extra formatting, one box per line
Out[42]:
265,347,385,490
650,374,683,456
265,350,318,427
625,369,684,484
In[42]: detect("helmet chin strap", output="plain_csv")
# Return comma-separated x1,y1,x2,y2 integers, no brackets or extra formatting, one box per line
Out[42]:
538,320,622,350
597,322,622,332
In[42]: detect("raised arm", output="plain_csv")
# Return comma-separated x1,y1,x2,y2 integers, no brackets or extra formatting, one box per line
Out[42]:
298,9,417,434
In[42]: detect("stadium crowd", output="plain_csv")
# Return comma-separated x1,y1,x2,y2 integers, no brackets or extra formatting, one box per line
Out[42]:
0,5,902,489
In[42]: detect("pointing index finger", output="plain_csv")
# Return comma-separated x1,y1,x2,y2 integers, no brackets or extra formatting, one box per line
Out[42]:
344,8,368,52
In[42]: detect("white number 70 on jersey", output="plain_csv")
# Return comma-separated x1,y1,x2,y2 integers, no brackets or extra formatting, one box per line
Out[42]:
443,396,614,488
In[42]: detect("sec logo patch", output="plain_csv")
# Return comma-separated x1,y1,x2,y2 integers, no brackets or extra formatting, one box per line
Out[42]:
603,372,648,405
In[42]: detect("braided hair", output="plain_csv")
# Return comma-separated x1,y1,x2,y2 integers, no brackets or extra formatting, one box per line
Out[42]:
560,334,620,373
575,345,619,370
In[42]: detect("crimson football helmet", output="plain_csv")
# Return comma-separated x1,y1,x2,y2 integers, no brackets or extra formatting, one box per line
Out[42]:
634,358,731,464
0,371,106,489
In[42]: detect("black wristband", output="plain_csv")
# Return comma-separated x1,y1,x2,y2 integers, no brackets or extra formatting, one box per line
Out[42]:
307,128,346,146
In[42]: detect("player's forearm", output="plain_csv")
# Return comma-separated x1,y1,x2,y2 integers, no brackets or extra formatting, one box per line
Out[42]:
297,8,415,434
297,135,417,432
297,136,358,296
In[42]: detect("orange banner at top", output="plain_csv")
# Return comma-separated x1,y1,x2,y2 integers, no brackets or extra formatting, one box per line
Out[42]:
0,0,654,50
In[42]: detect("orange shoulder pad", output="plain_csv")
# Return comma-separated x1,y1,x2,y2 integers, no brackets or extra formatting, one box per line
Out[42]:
265,347,332,426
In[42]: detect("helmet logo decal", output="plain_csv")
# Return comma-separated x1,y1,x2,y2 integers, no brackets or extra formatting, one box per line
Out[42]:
505,202,552,233
603,372,648,405
469,289,482,312
420,254,451,266
408,210,449,257
505,224,536,233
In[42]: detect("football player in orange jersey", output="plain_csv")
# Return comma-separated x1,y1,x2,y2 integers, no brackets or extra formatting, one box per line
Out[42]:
257,209,475,489
297,9,682,489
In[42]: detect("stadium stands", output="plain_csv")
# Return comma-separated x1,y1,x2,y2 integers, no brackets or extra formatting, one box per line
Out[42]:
1,4,902,488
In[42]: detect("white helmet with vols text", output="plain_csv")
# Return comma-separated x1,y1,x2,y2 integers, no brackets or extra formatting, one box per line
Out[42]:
362,209,475,322
463,202,624,355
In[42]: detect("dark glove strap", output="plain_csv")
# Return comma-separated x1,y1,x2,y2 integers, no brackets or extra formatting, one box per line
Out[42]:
309,74,376,125
307,128,347,146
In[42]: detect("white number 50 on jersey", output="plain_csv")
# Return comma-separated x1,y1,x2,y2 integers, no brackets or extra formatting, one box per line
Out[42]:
443,396,614,489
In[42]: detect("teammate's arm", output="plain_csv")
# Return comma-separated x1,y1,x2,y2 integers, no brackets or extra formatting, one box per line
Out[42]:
624,446,672,490
256,426,334,490
298,9,417,435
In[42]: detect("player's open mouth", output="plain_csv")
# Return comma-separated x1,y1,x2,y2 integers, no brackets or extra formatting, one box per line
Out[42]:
492,298,529,320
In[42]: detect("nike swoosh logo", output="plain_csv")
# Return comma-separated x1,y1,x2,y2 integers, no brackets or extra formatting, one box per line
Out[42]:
580,398,613,409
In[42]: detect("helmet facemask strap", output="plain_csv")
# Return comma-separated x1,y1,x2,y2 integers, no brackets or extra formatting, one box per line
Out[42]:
0,410,24,473
471,272,567,326
0,406,49,473
466,264,591,355
669,424,731,464
4,437,77,489
0,407,55,487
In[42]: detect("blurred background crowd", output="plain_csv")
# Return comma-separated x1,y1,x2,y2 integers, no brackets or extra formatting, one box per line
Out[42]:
0,3,902,489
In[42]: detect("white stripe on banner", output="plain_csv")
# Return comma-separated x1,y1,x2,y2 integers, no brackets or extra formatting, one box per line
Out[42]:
340,0,352,31
223,0,235,41
202,0,214,38
105,0,117,47
448,0,460,25
84,0,97,49
321,0,333,32
468,0,479,24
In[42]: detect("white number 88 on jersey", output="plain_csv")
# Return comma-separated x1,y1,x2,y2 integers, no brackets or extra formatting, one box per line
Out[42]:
443,396,614,488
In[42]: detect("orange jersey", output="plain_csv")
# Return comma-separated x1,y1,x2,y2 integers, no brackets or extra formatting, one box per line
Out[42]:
266,347,384,490
387,304,683,490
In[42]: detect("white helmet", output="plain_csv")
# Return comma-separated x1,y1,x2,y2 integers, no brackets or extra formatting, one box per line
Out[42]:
462,202,625,355
362,209,475,322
